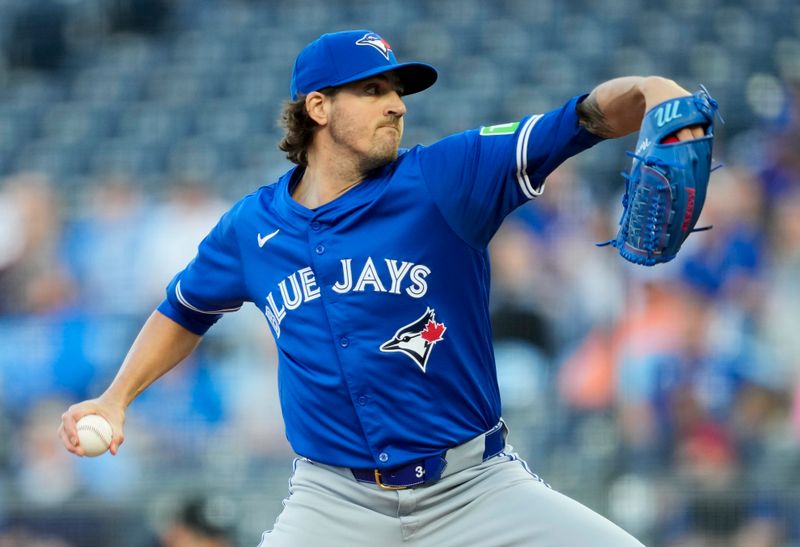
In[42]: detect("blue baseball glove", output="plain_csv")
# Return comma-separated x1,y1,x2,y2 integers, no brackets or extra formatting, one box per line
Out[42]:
600,87,720,266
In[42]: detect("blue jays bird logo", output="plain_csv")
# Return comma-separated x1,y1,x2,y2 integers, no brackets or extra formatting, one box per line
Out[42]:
355,32,392,60
380,308,446,372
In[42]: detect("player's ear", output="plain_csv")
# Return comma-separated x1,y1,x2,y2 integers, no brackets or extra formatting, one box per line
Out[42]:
305,91,329,126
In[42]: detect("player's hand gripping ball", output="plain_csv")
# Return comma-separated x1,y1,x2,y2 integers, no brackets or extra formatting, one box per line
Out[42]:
599,86,721,266
76,414,113,457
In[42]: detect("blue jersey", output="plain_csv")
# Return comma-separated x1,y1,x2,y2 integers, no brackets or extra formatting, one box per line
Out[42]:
158,95,604,469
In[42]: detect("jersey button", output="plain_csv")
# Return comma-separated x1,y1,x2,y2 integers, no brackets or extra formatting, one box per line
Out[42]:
357,395,367,406
378,452,389,463
314,244,325,255
339,337,349,348
310,221,321,231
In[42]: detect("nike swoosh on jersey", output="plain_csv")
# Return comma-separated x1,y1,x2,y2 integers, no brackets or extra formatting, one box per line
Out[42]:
257,229,280,248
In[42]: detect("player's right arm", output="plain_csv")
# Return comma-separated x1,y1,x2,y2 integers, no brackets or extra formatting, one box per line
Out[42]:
59,196,251,457
58,310,202,456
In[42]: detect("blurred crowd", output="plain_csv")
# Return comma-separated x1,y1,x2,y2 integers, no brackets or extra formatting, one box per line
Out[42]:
0,0,799,546
489,86,800,547
0,96,799,545
0,174,290,546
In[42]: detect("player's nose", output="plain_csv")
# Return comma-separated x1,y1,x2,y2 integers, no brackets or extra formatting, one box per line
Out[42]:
385,92,406,118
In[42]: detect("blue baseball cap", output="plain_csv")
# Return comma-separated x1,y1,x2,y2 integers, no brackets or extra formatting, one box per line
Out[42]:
290,30,438,100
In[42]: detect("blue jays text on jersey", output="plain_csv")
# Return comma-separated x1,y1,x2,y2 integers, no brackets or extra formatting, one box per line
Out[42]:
157,95,604,470
261,257,432,337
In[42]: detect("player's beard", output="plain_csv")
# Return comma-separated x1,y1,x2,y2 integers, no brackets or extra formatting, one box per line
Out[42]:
329,115,402,174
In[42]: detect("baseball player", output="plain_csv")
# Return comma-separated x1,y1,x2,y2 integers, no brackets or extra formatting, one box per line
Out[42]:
59,30,707,546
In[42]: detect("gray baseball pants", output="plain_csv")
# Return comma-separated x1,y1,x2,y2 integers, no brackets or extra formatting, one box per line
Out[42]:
259,431,644,547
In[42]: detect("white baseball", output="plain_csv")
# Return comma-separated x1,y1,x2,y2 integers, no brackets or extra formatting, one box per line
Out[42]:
76,414,113,457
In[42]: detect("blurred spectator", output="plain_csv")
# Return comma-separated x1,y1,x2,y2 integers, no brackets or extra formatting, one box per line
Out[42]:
489,218,555,421
662,421,785,547
759,130,800,201
130,349,226,463
558,327,616,412
0,173,75,315
680,167,766,310
513,163,625,342
759,189,800,439
490,218,553,355
757,84,800,202
612,281,698,471
761,190,800,367
138,181,228,308
11,398,79,506
149,496,235,547
65,176,151,315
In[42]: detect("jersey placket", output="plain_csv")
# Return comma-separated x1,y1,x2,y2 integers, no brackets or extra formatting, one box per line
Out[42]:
305,209,388,465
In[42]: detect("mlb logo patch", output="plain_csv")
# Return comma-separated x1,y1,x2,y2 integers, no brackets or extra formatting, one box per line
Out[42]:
479,122,519,136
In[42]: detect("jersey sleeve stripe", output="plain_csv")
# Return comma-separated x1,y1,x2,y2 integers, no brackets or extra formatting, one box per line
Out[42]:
175,280,242,314
515,114,544,199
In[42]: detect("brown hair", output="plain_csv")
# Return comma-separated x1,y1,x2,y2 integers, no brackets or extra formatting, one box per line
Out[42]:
278,87,339,167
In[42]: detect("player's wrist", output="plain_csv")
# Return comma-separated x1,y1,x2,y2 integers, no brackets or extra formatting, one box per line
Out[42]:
97,388,131,413
639,76,691,113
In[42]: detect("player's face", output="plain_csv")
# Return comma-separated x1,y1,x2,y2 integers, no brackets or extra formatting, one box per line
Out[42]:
327,74,406,172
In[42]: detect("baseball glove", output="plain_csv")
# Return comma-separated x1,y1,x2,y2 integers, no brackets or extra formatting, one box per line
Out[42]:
599,86,720,266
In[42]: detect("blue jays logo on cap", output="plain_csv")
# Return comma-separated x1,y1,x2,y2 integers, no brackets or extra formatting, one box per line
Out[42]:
290,29,438,100
355,32,392,60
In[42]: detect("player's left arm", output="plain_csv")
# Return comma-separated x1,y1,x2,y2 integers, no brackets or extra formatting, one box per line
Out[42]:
577,76,704,141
